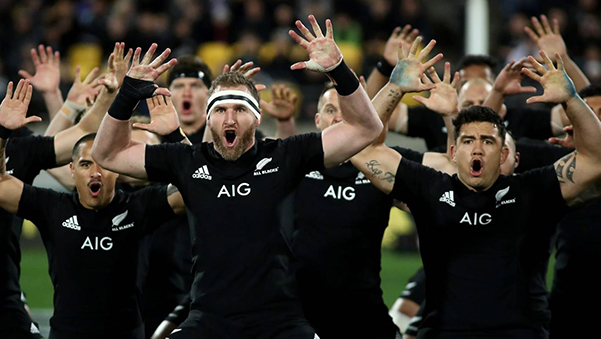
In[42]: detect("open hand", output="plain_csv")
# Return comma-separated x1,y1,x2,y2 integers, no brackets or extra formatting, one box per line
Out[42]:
99,42,133,92
493,58,537,96
522,51,576,104
66,66,102,105
18,45,60,94
223,59,266,91
126,43,177,96
389,36,444,93
383,25,420,66
261,84,298,121
549,125,575,149
413,62,460,116
0,80,41,130
289,15,342,72
135,95,181,136
525,15,567,59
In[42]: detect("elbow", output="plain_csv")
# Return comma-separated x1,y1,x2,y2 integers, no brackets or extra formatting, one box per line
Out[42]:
367,118,384,141
90,142,111,168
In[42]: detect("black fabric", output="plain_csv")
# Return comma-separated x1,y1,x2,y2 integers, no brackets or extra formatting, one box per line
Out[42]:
292,147,405,338
391,159,568,336
48,323,144,339
327,60,359,96
514,139,572,173
0,126,12,139
165,294,191,326
0,327,44,339
395,146,425,164
407,106,447,151
549,197,601,337
144,133,324,334
400,267,426,304
108,77,157,121
405,302,425,336
17,185,176,336
142,214,192,338
504,107,553,141
1,136,56,332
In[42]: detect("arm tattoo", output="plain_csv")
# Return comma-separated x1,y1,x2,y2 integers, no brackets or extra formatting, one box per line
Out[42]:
366,160,395,183
0,138,7,175
385,89,402,115
555,151,577,184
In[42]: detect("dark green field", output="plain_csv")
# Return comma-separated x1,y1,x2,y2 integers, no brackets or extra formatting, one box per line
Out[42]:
20,249,555,310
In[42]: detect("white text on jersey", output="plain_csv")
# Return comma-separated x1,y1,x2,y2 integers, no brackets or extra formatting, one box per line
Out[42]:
218,183,251,198
81,236,113,251
324,185,355,201
460,212,492,225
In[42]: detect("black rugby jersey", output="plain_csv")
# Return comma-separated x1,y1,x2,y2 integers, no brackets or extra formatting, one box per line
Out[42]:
145,133,324,318
391,158,567,335
16,185,175,336
1,135,55,332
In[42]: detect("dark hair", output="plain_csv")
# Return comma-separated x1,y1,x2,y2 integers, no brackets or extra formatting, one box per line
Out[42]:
453,106,506,145
71,133,96,160
208,72,260,103
457,55,497,72
167,55,212,88
579,84,601,99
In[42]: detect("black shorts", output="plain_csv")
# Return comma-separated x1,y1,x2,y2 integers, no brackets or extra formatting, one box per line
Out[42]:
48,323,144,339
166,310,315,339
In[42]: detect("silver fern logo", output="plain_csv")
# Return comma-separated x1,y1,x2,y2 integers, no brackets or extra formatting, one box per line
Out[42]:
255,158,273,171
495,187,510,202
112,210,128,226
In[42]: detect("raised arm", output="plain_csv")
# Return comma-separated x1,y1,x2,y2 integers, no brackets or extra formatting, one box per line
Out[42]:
0,80,39,214
522,51,601,205
350,37,444,194
261,84,299,139
483,58,536,115
19,45,63,118
92,43,177,179
289,15,382,168
45,66,101,136
52,42,132,166
525,15,590,91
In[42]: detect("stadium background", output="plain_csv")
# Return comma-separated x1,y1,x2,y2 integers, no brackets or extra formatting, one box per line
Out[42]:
2,0,597,336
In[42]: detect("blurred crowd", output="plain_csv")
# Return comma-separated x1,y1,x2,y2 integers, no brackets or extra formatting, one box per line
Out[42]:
1,0,601,119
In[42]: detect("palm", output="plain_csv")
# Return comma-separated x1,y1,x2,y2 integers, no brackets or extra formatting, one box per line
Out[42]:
537,35,566,57
148,110,179,135
128,65,161,82
0,101,29,130
30,65,59,92
391,59,427,93
265,100,295,120
422,84,457,116
539,71,573,103
306,37,341,70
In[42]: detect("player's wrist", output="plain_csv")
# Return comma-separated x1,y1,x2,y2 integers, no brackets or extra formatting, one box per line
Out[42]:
377,57,396,77
327,60,360,96
108,77,157,121
165,127,187,143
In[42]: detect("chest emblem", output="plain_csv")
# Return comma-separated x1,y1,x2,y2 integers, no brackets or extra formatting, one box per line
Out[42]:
193,165,212,180
62,215,81,231
305,171,323,180
112,210,134,231
495,186,515,208
439,190,455,207
254,157,279,176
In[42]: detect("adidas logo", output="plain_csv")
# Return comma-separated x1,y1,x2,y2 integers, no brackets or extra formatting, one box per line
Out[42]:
62,215,81,231
439,191,455,207
192,165,212,180
305,171,324,180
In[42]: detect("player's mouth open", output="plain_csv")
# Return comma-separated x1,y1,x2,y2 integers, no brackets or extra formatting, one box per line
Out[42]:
182,101,192,115
470,159,483,176
88,182,102,197
224,130,237,147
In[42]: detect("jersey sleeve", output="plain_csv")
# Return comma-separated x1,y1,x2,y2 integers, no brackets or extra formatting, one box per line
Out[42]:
514,139,572,173
391,156,447,203
17,184,61,235
144,143,191,186
391,146,424,164
519,165,568,219
282,132,325,174
7,135,57,183
133,185,178,234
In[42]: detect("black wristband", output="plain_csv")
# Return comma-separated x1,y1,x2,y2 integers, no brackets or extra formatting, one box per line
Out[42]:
0,125,12,139
376,57,395,77
108,77,158,121
327,60,360,96
165,128,186,143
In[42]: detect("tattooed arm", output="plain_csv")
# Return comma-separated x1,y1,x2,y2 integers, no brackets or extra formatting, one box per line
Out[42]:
523,52,601,205
166,184,186,215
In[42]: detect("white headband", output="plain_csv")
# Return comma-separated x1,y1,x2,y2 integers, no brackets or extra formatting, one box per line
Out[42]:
206,90,261,122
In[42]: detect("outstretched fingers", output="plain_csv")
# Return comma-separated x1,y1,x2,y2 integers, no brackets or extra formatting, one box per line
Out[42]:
295,20,316,42
308,15,324,38
288,30,310,49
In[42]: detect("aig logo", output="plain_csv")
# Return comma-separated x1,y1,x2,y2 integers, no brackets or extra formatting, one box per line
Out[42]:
218,183,251,198
460,212,492,226
324,185,355,201
81,236,113,251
